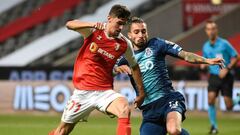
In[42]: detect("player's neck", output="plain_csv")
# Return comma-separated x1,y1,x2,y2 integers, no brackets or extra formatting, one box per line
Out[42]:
133,44,145,51
209,36,218,45
104,24,117,39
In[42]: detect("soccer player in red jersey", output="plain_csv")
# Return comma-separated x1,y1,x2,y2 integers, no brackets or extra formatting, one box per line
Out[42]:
49,4,145,135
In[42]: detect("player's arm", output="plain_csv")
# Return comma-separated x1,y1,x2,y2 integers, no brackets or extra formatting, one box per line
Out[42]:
227,55,239,70
178,50,224,67
200,47,208,70
66,20,104,39
162,39,224,67
113,57,132,75
124,39,145,108
218,42,239,78
225,42,239,70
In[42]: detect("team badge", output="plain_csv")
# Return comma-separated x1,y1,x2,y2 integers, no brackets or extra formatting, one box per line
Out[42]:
115,43,120,51
145,48,153,57
89,42,99,53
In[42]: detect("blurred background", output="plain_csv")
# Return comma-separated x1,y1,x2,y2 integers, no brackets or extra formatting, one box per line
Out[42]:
0,0,239,135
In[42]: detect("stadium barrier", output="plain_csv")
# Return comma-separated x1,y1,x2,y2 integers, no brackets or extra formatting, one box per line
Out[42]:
0,81,240,114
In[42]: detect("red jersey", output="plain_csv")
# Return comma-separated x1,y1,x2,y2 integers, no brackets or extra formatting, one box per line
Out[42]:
73,30,130,90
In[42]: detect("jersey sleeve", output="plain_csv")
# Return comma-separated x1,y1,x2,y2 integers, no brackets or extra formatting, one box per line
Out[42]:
225,41,238,57
202,44,208,58
158,39,183,57
116,56,129,66
123,39,138,67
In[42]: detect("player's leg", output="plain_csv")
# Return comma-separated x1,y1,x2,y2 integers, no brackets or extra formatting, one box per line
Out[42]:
166,111,189,135
49,122,75,135
140,120,167,135
208,91,218,133
207,75,220,133
106,97,131,135
96,90,131,135
49,90,95,135
165,92,188,135
221,73,240,110
223,96,233,110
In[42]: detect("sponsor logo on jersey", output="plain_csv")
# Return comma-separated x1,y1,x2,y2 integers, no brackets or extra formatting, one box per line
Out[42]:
145,48,153,57
97,48,115,59
89,42,99,53
139,60,154,72
89,42,115,59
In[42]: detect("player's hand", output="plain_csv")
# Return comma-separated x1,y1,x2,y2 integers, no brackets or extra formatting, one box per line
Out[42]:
93,22,105,30
114,65,132,75
206,58,225,69
219,68,229,79
134,93,145,109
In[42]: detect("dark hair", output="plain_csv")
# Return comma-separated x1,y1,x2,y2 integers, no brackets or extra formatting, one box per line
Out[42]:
128,16,145,31
109,4,131,19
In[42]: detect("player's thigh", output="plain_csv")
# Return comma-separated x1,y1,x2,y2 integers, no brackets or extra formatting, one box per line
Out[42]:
106,96,130,118
208,75,221,104
140,121,167,135
222,74,233,100
61,90,95,123
221,74,234,110
166,111,182,134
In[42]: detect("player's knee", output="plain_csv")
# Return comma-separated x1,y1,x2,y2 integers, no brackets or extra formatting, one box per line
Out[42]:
167,127,181,135
167,120,181,135
226,105,233,111
208,100,215,105
118,105,131,118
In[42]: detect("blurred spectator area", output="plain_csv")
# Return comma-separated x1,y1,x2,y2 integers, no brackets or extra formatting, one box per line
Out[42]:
0,0,239,80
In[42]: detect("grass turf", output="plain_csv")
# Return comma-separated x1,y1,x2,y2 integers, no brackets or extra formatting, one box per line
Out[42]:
0,112,240,135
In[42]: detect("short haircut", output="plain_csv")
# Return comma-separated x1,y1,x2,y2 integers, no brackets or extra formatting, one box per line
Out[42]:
109,4,131,20
205,20,217,28
128,16,145,31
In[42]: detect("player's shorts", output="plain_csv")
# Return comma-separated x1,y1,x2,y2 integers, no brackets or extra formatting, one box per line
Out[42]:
208,73,234,98
61,89,124,123
139,91,186,135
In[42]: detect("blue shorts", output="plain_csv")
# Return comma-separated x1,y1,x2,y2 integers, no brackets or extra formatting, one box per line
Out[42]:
140,91,186,135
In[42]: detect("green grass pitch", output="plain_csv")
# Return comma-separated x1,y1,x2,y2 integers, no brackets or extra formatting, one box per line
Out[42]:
0,112,240,135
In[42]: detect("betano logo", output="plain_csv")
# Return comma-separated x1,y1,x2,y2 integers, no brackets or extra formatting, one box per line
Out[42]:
13,84,71,112
89,42,115,59
89,42,98,53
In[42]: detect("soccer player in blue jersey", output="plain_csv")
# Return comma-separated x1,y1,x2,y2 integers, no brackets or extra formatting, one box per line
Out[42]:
115,17,225,135
201,20,240,134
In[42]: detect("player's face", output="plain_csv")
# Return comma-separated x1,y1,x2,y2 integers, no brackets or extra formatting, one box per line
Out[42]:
128,23,148,49
205,23,218,40
107,16,127,37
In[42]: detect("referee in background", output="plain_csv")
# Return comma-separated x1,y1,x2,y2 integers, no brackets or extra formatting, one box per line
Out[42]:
201,20,240,134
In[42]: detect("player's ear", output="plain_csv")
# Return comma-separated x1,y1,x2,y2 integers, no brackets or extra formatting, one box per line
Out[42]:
107,15,112,23
128,32,132,39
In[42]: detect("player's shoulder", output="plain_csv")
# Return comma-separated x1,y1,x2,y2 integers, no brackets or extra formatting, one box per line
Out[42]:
217,37,230,45
118,33,131,45
203,40,210,49
148,37,165,46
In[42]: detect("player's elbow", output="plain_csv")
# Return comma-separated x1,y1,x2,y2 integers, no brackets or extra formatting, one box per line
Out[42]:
65,20,76,30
